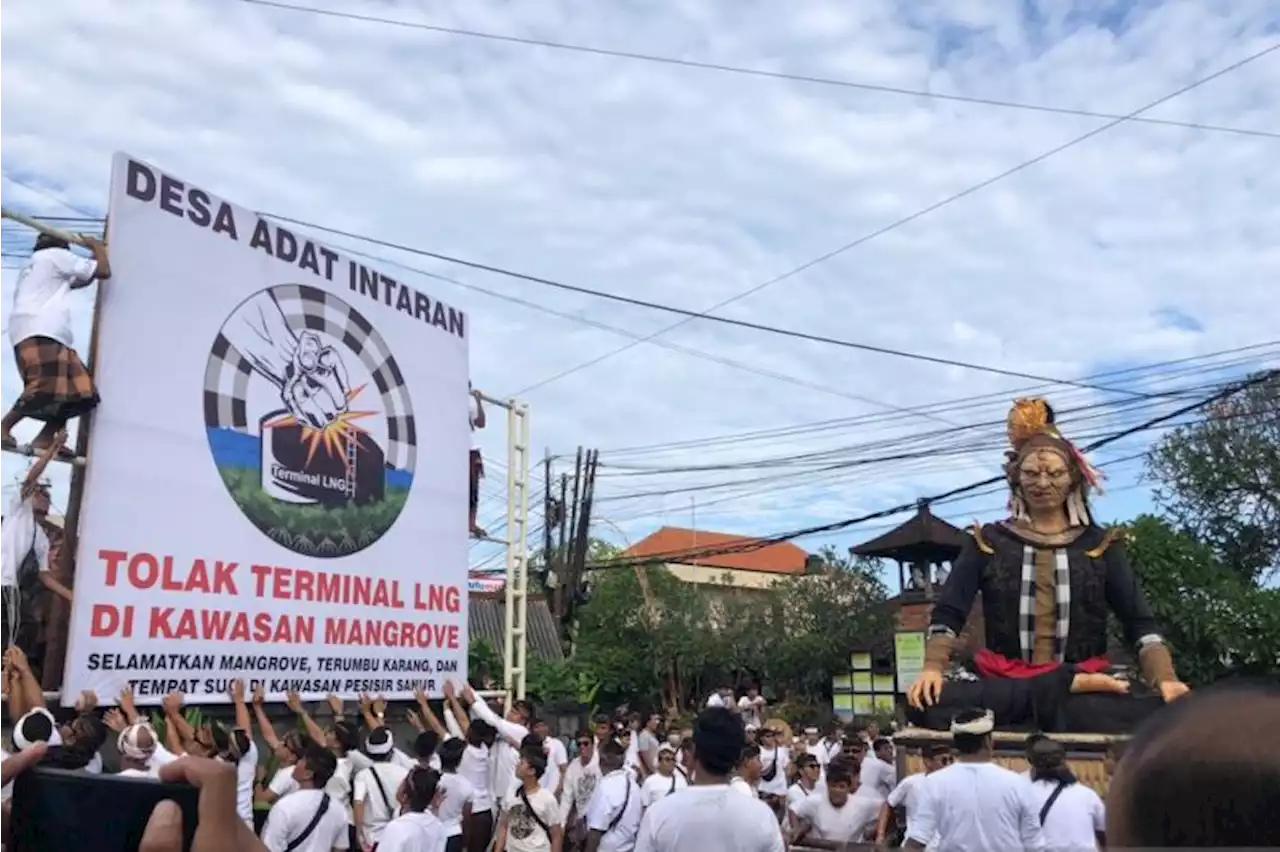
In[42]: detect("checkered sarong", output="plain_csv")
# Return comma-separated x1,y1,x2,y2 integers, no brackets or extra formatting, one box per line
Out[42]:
12,336,99,421
1018,546,1072,662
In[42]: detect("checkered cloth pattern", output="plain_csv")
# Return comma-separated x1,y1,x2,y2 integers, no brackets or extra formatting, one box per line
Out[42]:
12,336,99,421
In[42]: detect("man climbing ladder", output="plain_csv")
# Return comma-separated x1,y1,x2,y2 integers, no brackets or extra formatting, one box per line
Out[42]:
1,230,112,451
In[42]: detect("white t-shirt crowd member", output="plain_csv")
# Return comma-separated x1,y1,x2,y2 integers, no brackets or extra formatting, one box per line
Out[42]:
468,693,530,801
354,753,411,847
585,767,644,852
2,491,51,590
236,740,260,826
636,784,785,852
858,753,897,801
792,791,879,845
1027,777,1106,852
561,743,603,822
9,245,98,349
436,769,476,841
260,788,351,852
737,694,766,729
501,783,561,852
378,809,448,852
756,740,789,798
540,735,569,792
640,763,688,809
909,761,1044,851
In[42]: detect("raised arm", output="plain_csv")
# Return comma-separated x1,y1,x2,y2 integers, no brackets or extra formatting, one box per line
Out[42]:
21,432,65,493
250,683,282,751
414,687,450,739
286,690,327,745
464,684,526,745
444,681,470,736
4,647,45,718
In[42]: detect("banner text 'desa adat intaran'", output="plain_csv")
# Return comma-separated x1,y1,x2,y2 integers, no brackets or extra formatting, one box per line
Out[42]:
61,154,471,706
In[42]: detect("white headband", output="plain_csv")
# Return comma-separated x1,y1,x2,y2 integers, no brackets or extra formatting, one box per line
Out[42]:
118,721,157,761
13,708,62,751
950,710,996,736
366,731,395,756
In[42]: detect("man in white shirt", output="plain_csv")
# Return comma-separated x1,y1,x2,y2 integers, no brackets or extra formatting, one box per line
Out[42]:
115,721,161,779
584,739,643,852
634,715,662,780
533,719,569,796
379,766,450,852
354,728,411,850
875,742,952,847
755,726,789,817
635,707,784,852
737,687,766,729
462,683,531,803
639,744,687,809
260,744,351,852
856,738,897,803
435,738,476,852
496,752,562,852
790,758,880,847
906,709,1044,852
786,752,822,814
561,730,602,847
2,232,110,449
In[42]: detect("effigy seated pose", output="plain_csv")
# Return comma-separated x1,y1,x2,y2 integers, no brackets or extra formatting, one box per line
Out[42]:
1,233,111,452
906,398,1189,733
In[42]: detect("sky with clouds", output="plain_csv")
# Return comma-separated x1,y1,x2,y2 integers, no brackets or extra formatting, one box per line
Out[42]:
2,0,1277,583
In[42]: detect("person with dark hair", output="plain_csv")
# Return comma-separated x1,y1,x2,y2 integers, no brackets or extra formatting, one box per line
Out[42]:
533,719,569,798
255,728,310,806
1025,737,1105,850
1102,739,1125,782
905,709,1043,851
355,726,411,850
875,743,952,848
856,737,897,804
592,716,612,752
379,766,448,851
755,725,789,817
495,752,561,852
786,752,821,815
1019,732,1048,779
582,738,641,851
634,707,783,852
790,757,879,848
561,729,601,850
462,682,533,805
435,738,476,852
1106,680,1280,848
640,743,687,810
260,743,350,852
2,231,110,450
731,744,762,798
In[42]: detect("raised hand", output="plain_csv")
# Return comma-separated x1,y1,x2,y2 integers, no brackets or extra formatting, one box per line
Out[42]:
228,679,245,704
252,682,265,705
283,330,350,429
75,690,99,713
104,708,128,733
326,693,344,717
285,690,304,713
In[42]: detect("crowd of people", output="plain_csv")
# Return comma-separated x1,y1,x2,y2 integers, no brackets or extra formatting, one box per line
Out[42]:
3,653,1279,850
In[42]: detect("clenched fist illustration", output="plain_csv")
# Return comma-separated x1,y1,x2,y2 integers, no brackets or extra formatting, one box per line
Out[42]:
284,330,350,429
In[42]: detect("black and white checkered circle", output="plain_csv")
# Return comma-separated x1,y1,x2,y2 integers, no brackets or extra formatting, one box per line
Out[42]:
203,283,416,473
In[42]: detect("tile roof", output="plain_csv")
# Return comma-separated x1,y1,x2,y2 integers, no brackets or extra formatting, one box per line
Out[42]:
468,594,564,661
623,526,809,575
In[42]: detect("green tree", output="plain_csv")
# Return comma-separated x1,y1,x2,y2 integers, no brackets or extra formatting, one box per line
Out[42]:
1146,372,1279,581
468,636,502,687
1125,514,1280,685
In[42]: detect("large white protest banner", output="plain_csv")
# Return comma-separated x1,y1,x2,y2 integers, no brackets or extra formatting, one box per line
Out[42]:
62,153,470,705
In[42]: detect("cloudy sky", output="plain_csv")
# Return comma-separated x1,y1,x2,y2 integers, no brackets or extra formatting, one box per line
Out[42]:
3,0,1277,581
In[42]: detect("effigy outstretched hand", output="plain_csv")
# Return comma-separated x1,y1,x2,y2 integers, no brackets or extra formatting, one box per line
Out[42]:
283,330,349,429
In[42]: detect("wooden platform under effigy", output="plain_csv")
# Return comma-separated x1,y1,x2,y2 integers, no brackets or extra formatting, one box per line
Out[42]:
893,726,1123,797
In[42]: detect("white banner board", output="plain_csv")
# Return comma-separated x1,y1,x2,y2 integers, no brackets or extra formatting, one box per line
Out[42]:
62,153,470,705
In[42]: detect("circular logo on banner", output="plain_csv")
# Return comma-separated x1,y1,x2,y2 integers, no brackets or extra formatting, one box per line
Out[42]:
204,284,415,558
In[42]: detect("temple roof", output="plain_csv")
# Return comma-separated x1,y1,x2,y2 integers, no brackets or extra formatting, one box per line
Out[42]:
850,501,968,562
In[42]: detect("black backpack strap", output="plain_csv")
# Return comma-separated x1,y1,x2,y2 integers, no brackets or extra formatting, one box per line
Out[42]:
668,772,678,795
367,766,395,818
518,785,552,836
607,776,632,831
1039,780,1069,825
285,793,331,852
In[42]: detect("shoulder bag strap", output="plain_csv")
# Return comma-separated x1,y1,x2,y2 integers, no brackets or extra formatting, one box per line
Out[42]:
367,765,395,818
668,772,678,795
284,793,331,852
518,784,552,836
1039,780,1069,825
607,776,632,831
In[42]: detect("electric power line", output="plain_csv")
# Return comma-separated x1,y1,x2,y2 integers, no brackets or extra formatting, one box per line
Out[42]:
239,0,1279,140
584,370,1276,568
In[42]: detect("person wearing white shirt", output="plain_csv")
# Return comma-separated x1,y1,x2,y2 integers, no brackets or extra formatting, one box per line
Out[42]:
355,728,412,850
1025,738,1106,852
496,752,562,852
456,721,495,852
639,745,688,809
584,739,643,852
435,739,476,852
2,233,110,449
786,752,823,814
635,706,784,852
378,766,450,852
856,739,898,803
532,720,569,796
462,683,532,804
875,742,952,848
813,724,843,781
561,731,602,848
704,687,732,710
790,758,880,847
115,721,162,779
260,745,351,852
755,726,789,817
905,709,1045,852
737,687,767,730
732,744,763,800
